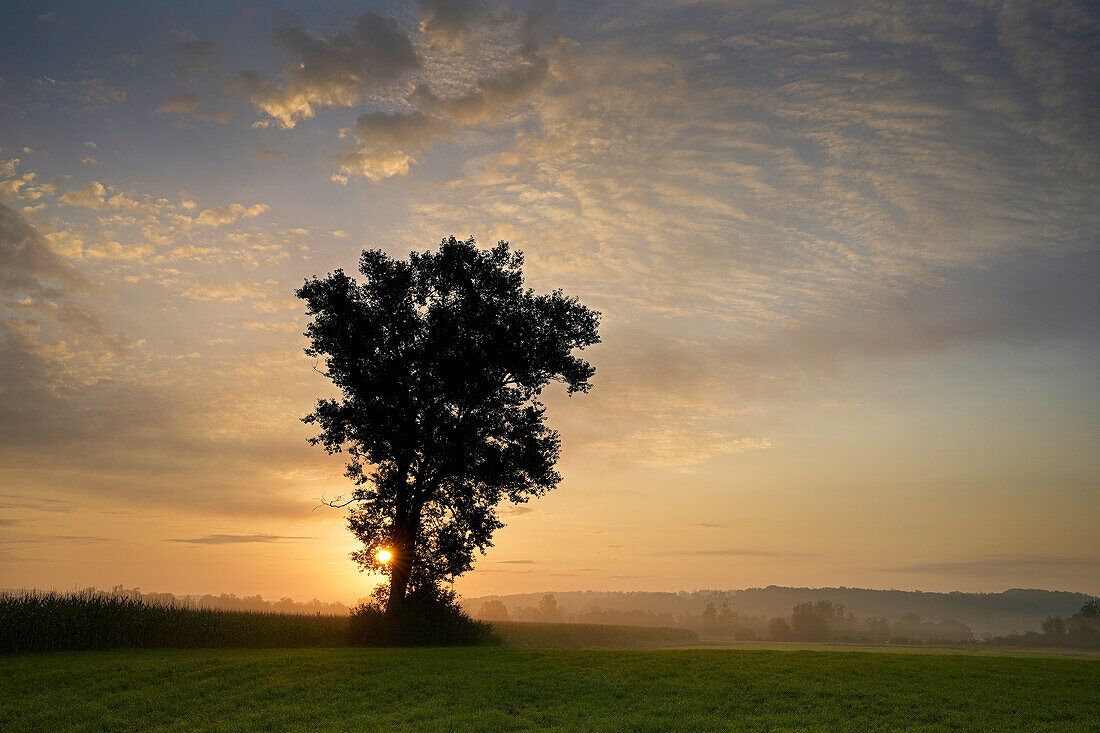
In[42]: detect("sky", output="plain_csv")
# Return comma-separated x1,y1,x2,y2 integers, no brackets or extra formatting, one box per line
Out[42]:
0,0,1097,603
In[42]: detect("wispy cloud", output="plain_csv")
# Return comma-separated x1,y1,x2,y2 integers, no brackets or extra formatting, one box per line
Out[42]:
0,535,108,545
165,534,316,545
0,495,75,514
673,549,813,559
33,77,125,107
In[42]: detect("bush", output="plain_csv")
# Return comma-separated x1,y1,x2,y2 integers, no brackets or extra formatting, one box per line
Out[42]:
347,587,496,647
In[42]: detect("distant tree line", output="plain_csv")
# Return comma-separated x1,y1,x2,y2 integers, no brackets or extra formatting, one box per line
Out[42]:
475,594,973,643
765,601,972,644
984,600,1100,649
463,586,1095,636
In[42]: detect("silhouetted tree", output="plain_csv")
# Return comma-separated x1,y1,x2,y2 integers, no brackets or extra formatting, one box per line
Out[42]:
768,617,793,641
791,600,845,641
298,237,599,615
477,600,509,622
538,593,564,622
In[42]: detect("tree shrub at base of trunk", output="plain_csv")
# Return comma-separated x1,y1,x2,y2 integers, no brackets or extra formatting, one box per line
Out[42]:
347,589,496,647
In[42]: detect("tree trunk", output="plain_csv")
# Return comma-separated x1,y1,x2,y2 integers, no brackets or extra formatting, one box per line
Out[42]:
385,513,420,616
385,461,415,617
386,556,411,616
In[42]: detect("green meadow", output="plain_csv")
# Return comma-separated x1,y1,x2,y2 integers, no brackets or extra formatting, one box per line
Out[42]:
3,646,1098,731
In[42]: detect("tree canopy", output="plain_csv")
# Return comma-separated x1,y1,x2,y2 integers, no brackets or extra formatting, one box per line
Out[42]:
297,236,599,612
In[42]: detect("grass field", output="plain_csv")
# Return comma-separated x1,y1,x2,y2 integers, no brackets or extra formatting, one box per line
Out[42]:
492,620,697,648
3,647,1098,731
684,639,1100,658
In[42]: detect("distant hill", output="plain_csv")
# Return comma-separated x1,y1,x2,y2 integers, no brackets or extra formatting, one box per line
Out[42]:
461,587,1097,636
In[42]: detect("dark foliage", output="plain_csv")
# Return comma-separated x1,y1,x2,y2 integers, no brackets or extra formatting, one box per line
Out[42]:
297,236,599,612
347,586,496,647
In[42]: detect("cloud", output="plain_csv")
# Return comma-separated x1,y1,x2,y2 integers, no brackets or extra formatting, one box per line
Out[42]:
241,320,300,333
0,322,322,519
673,549,812,559
165,534,316,545
728,249,1100,371
154,93,231,124
0,316,323,516
0,203,91,294
597,427,770,468
57,181,160,214
352,110,453,149
0,534,108,545
332,148,415,183
496,559,536,564
330,2,556,182
332,111,453,183
245,12,420,129
256,145,287,161
58,181,107,208
0,173,336,523
410,54,549,125
0,180,26,198
406,0,1100,415
415,0,510,51
0,204,124,346
195,203,270,227
37,11,74,27
33,77,125,106
176,278,298,313
178,39,219,64
0,495,74,513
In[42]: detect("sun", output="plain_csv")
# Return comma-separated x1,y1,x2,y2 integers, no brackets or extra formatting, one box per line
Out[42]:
376,549,393,563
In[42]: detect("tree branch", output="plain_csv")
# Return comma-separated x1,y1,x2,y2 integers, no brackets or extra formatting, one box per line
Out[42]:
314,493,357,510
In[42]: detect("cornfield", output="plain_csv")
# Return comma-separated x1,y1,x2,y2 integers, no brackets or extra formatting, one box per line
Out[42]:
0,591,350,653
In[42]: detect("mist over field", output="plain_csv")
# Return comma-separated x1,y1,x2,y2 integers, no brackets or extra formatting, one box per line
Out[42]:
8,582,1094,638
463,586,1098,637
